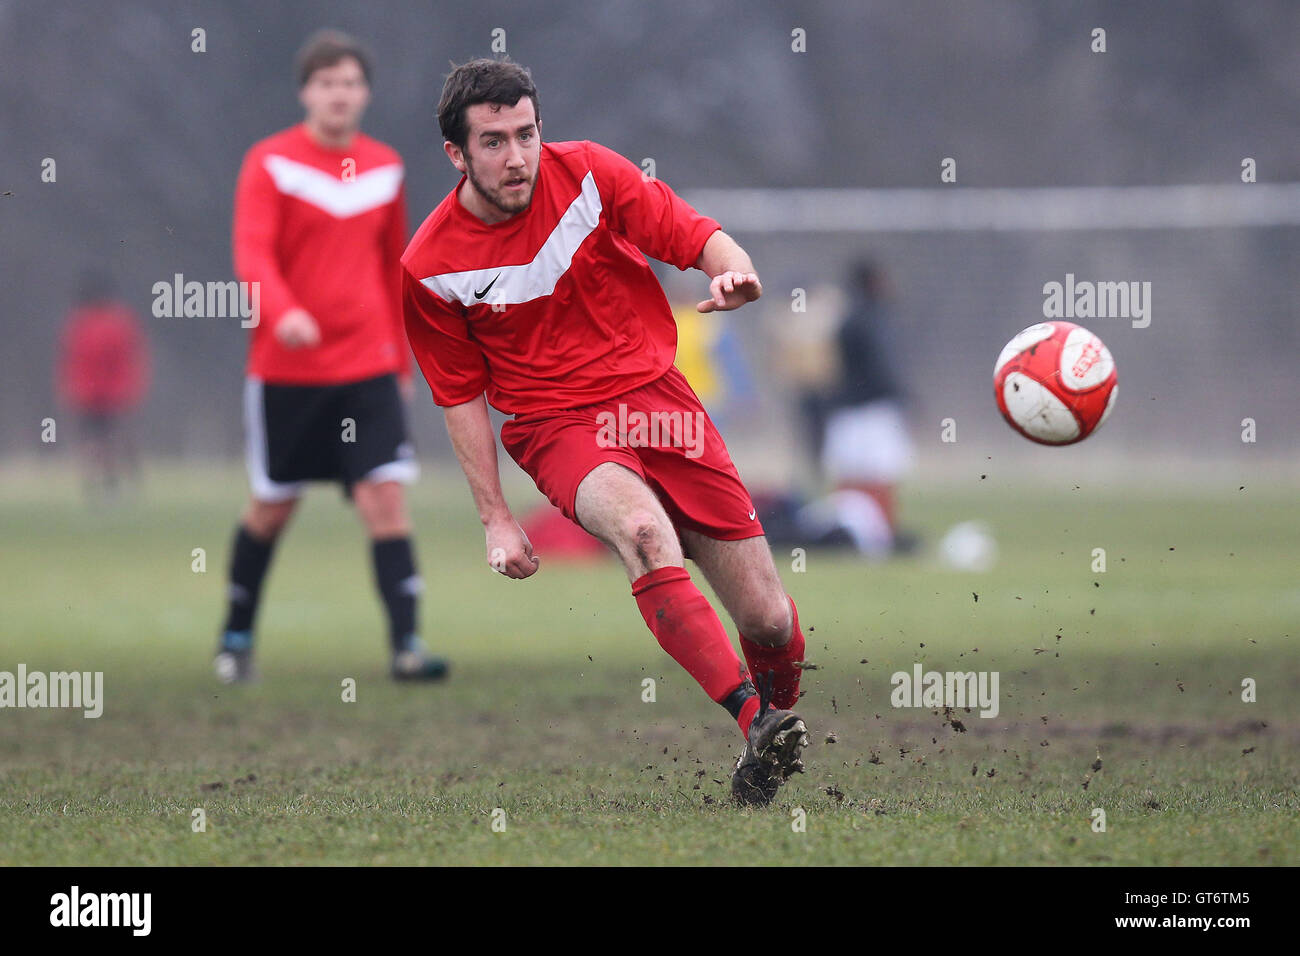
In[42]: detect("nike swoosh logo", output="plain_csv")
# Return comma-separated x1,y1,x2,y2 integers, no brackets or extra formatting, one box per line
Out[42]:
473,274,501,300
747,509,757,520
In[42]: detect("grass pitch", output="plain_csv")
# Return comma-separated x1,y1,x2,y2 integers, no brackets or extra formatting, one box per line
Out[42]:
0,462,1295,865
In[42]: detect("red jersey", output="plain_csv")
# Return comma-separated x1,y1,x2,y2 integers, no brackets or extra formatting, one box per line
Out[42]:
57,302,151,413
233,124,409,385
401,140,720,414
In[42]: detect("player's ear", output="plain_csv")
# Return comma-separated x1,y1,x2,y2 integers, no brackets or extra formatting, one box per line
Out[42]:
443,140,466,173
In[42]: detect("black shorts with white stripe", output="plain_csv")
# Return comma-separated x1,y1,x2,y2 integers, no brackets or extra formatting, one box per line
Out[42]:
244,373,417,502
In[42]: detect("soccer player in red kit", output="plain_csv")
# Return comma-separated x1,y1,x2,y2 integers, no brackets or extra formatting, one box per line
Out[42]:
216,31,447,683
57,273,151,498
402,59,808,804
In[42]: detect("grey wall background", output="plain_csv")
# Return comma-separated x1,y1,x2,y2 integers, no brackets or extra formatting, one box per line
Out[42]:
2,0,1297,476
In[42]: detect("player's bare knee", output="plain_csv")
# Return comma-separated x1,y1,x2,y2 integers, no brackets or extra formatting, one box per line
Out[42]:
617,510,678,570
355,481,409,536
622,510,659,549
243,499,295,540
736,595,792,646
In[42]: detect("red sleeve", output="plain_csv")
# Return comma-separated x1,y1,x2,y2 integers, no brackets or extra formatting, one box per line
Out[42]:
385,181,412,380
232,149,300,327
587,141,721,270
401,267,489,406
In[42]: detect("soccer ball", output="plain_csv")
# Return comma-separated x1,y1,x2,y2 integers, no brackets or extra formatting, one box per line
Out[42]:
993,321,1118,445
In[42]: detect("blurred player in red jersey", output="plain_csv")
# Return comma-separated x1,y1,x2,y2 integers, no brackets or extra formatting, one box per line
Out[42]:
216,31,447,684
402,59,808,804
57,272,151,499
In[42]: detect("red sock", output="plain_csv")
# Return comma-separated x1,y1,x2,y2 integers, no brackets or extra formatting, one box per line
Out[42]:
739,596,805,710
843,482,898,531
632,566,758,736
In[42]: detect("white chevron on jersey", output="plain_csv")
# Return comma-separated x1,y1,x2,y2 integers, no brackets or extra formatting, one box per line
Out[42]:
263,155,403,218
419,171,602,307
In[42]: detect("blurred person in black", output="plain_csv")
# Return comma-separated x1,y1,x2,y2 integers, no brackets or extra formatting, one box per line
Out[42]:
796,258,915,556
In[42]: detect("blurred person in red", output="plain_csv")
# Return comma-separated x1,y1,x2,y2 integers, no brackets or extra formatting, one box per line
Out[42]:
56,271,151,499
216,30,448,685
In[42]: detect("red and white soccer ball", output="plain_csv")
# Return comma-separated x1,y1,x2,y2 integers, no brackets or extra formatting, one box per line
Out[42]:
993,321,1118,445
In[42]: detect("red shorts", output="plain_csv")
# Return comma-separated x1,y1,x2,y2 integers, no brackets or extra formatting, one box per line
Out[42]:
500,366,764,542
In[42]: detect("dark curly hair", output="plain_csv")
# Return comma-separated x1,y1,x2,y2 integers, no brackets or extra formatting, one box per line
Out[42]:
437,57,540,149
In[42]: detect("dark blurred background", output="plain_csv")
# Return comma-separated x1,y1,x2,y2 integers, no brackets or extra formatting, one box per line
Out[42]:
2,0,1297,478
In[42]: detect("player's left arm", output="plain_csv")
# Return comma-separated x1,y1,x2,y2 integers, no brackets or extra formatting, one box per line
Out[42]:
694,230,762,314
588,142,761,314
